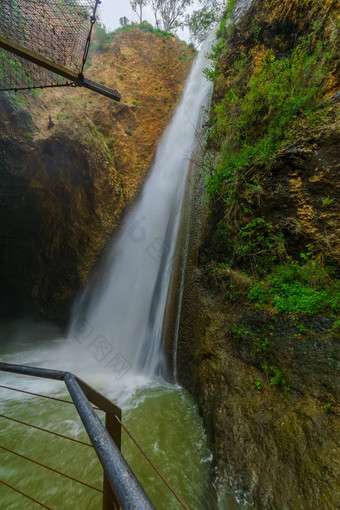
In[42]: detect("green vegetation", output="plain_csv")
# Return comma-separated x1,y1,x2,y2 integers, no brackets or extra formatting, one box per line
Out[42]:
322,196,335,207
138,21,175,39
206,36,329,199
248,260,340,315
252,19,261,41
30,89,40,99
269,366,285,387
254,337,270,357
330,319,340,334
90,21,176,54
200,21,339,318
9,91,26,109
254,378,262,391
323,403,331,412
0,50,34,92
56,112,72,120
189,0,236,43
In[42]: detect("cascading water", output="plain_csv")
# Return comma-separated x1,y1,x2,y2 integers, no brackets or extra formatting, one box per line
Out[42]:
0,34,218,510
68,31,215,380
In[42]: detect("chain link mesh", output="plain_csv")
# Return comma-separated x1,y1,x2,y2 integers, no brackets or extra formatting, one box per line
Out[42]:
0,0,98,91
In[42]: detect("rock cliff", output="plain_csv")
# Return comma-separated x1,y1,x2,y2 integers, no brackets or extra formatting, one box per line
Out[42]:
175,0,340,507
0,26,194,323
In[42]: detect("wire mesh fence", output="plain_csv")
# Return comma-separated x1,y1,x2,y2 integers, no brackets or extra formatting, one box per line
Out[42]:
0,0,98,91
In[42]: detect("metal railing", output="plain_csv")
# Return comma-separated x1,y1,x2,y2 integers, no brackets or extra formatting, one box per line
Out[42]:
0,362,155,510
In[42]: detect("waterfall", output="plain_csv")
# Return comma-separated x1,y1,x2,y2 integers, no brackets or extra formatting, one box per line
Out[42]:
68,33,215,380
68,0,254,383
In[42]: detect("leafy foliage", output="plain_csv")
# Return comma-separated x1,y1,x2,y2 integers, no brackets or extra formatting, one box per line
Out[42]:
248,260,340,315
189,0,236,43
188,6,217,43
269,366,285,387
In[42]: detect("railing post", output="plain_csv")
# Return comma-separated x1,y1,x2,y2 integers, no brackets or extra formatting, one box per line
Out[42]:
103,410,122,510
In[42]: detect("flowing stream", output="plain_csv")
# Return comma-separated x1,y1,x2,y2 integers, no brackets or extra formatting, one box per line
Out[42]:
0,3,253,506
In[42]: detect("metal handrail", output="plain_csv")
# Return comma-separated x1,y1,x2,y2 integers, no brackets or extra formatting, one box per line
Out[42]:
0,362,155,510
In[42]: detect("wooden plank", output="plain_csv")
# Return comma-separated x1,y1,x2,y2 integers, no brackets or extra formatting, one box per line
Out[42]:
75,377,122,417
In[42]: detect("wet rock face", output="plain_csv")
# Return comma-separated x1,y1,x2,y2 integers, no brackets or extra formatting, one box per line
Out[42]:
0,100,120,322
222,0,338,71
179,285,340,510
261,113,340,265
0,29,193,323
174,0,340,507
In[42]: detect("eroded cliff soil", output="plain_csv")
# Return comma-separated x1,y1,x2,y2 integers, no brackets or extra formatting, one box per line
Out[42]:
175,0,340,508
0,27,194,322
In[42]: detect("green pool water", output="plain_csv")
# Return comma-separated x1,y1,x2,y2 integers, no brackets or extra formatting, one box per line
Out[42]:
0,319,241,509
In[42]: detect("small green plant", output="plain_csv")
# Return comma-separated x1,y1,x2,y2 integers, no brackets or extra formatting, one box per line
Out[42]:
322,196,334,206
330,319,340,334
252,19,261,40
131,99,140,106
254,337,270,356
229,324,252,339
179,54,187,61
300,244,314,262
296,322,308,334
254,378,262,391
125,129,132,136
269,366,285,387
323,403,331,412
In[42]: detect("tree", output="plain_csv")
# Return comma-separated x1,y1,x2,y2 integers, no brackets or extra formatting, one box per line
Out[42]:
152,0,191,32
149,0,161,28
130,0,148,23
188,6,216,42
119,16,130,26
188,0,226,42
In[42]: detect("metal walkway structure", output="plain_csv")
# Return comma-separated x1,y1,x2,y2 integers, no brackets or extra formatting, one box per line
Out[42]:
0,362,154,510
0,0,121,101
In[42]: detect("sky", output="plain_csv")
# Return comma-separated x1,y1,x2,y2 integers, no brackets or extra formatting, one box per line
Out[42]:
98,0,197,42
